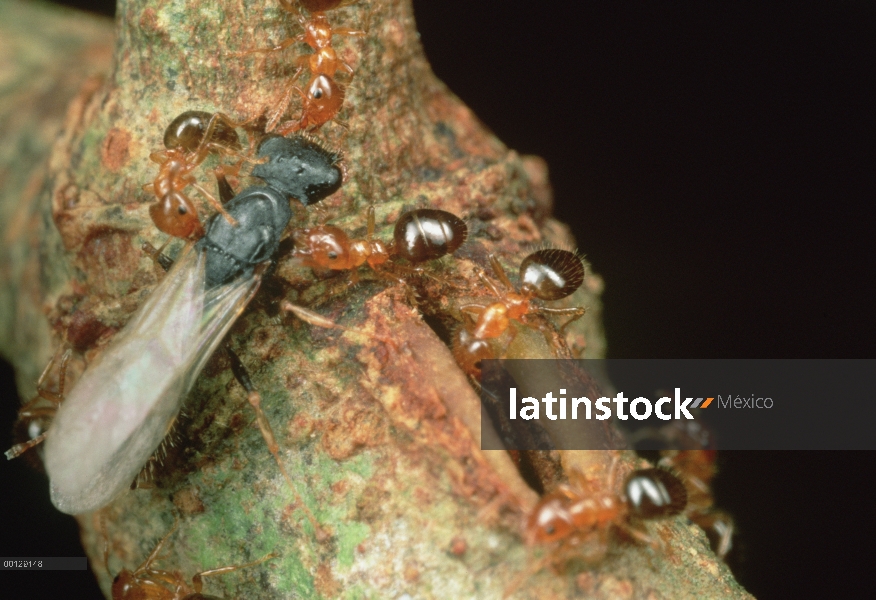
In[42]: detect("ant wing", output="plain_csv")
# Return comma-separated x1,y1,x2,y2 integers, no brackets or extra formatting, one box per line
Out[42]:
44,246,262,515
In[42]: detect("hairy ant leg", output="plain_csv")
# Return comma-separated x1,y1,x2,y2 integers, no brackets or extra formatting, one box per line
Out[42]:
109,516,277,599
225,347,328,541
5,350,72,460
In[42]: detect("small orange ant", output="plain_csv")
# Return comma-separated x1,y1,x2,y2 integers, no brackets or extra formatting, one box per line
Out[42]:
241,1,366,133
504,461,686,595
5,351,71,461
144,111,247,240
108,520,276,600
291,206,467,283
452,249,586,377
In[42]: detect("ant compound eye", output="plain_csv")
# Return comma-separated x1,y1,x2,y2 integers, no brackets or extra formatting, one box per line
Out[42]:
177,205,188,215
313,88,324,99
327,251,338,260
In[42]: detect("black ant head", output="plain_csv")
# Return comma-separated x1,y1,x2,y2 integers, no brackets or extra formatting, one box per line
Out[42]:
252,135,343,206
625,468,688,519
518,249,584,301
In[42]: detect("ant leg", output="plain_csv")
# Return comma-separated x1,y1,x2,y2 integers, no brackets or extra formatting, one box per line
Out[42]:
615,521,659,550
534,306,587,333
487,254,515,291
5,431,49,460
226,347,328,541
134,519,179,574
190,182,239,227
366,204,375,238
191,552,277,593
141,241,175,272
333,27,368,39
277,0,302,17
142,182,156,193
148,150,169,164
100,510,111,577
37,350,70,403
230,35,303,58
213,168,237,204
268,80,306,134
5,351,71,460
281,302,396,346
458,303,487,328
476,268,505,298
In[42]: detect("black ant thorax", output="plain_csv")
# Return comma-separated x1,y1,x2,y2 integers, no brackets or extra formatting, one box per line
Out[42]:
197,186,292,289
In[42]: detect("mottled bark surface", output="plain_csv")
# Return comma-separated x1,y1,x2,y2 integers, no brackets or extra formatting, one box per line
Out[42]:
0,0,750,598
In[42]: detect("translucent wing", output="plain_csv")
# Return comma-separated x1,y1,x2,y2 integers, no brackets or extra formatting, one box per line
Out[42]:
44,246,261,514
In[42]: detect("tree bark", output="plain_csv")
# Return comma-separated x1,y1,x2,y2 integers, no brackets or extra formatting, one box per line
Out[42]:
0,0,751,598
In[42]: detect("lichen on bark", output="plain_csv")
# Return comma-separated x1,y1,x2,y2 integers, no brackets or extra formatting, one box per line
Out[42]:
0,0,752,598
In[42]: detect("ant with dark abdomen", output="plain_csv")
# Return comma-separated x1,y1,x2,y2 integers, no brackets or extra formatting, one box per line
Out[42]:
291,205,467,283
504,459,687,595
144,111,253,240
452,249,587,377
237,1,366,133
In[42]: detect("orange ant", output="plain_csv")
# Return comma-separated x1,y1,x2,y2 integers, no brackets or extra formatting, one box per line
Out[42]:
508,461,686,596
291,206,467,283
505,461,686,595
5,351,71,461
144,111,249,240
107,520,276,600
452,249,586,377
659,449,734,559
241,1,366,133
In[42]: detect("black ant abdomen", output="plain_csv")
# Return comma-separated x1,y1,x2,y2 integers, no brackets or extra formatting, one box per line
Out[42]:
251,134,343,205
393,208,467,263
163,110,242,153
625,468,688,519
519,248,585,301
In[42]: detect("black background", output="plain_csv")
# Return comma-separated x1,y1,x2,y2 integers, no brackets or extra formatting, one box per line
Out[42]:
2,1,874,598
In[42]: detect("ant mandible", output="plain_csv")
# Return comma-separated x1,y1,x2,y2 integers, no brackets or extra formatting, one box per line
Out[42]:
108,520,275,599
291,206,467,283
452,249,586,377
144,111,248,240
